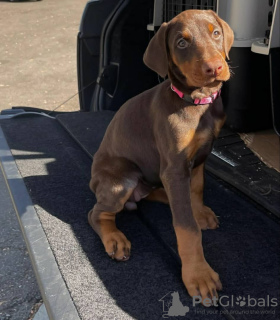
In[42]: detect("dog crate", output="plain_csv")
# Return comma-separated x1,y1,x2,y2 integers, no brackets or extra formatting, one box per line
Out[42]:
164,0,217,21
218,0,280,133
148,0,217,30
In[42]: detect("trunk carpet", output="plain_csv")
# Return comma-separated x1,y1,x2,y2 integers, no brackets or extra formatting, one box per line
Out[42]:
0,113,279,320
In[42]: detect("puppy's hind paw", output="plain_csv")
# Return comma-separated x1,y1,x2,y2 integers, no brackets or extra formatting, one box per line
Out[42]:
103,231,131,261
193,205,219,230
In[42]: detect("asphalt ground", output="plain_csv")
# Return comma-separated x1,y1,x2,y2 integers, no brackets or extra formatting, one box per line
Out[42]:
0,0,88,319
0,0,88,113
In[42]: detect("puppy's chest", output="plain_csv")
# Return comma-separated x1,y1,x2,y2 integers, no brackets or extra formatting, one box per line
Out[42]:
174,105,222,160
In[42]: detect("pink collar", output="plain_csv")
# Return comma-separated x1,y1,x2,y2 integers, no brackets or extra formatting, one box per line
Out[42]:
171,84,221,105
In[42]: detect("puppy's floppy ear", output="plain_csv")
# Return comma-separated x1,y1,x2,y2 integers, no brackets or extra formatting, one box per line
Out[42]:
210,11,234,59
143,22,169,78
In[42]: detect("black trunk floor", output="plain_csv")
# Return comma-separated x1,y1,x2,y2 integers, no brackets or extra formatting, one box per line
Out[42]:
0,113,279,320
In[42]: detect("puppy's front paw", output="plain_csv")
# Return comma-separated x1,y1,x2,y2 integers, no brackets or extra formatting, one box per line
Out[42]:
193,205,219,230
182,261,222,307
102,231,131,261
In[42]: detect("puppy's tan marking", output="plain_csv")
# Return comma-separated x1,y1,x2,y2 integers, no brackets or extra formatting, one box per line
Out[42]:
182,30,190,40
145,188,169,204
213,117,226,137
186,129,211,159
208,23,214,33
177,128,196,153
190,164,219,230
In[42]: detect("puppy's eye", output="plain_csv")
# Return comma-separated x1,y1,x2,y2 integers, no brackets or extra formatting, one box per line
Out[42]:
213,30,221,38
177,38,188,48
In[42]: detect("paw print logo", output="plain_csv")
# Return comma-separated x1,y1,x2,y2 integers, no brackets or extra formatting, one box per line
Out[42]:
236,296,246,307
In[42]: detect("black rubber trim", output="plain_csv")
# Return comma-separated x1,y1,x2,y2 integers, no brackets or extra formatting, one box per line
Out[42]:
207,129,280,220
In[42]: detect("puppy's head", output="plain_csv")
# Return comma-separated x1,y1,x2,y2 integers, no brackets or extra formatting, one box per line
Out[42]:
143,10,234,88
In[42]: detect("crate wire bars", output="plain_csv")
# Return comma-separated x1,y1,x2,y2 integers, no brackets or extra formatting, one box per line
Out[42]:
163,0,217,22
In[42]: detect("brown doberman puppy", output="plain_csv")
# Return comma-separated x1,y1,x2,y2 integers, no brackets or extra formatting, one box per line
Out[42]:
88,10,234,304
